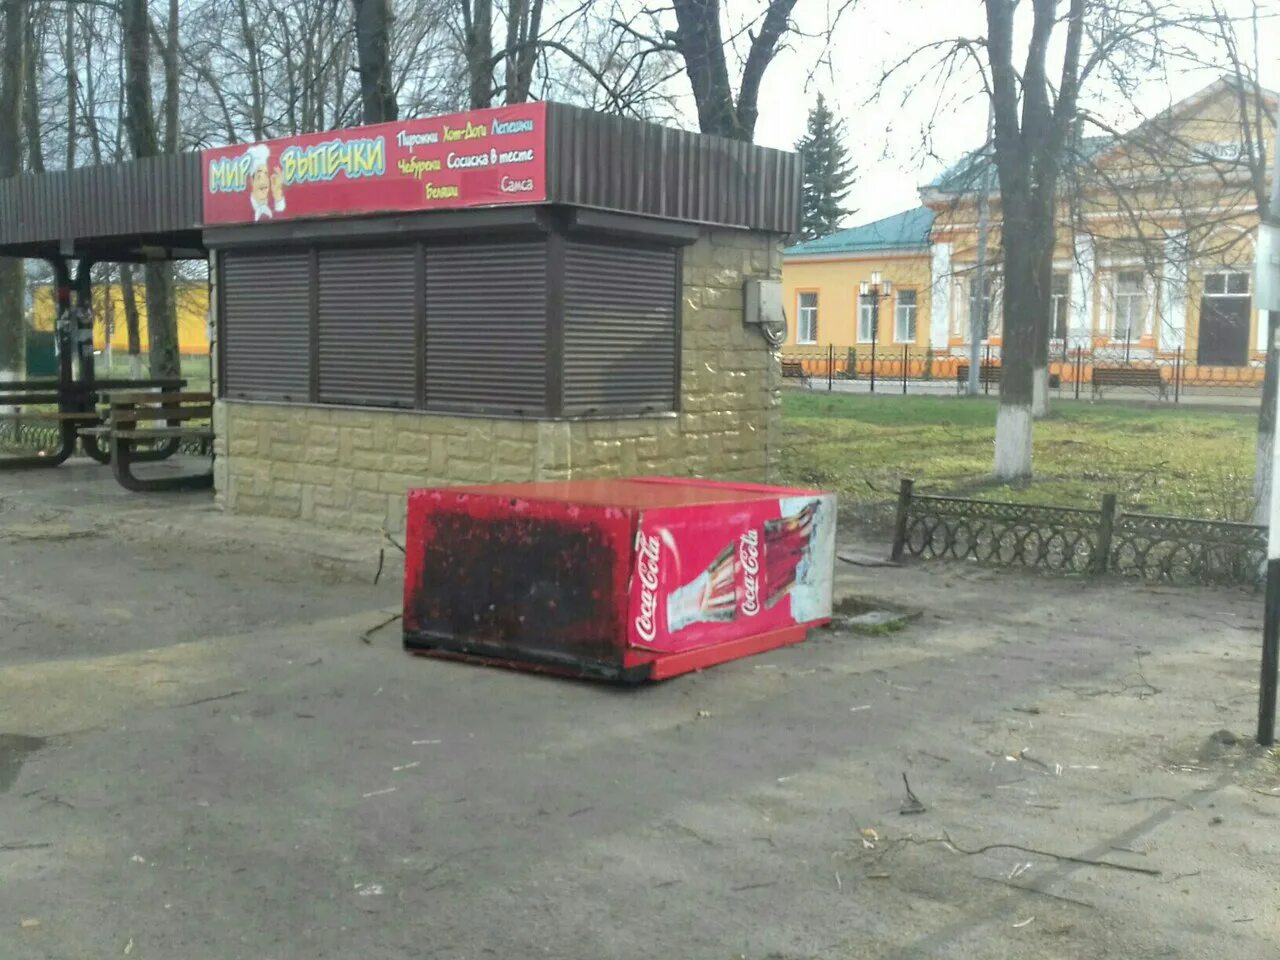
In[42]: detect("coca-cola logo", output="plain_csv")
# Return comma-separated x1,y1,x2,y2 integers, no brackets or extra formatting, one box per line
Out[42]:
739,529,760,616
634,532,662,642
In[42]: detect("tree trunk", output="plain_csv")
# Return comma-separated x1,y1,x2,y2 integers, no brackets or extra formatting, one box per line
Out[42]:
1031,235,1053,418
353,0,397,123
670,0,739,138
163,0,179,151
461,0,493,109
669,0,796,142
22,7,43,174
144,263,178,380
121,265,143,380
120,0,158,156
121,0,179,380
65,0,77,169
1256,310,1279,524
234,0,265,139
993,204,1038,480
0,0,27,390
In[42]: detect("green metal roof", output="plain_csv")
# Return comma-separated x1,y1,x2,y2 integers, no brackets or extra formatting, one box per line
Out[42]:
784,207,935,257
925,136,1114,194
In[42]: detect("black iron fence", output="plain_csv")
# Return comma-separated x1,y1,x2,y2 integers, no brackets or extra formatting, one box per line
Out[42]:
782,344,1264,402
889,478,1266,588
0,421,211,457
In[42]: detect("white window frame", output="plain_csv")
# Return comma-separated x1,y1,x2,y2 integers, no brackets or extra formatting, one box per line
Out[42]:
1202,270,1250,298
796,291,818,344
857,298,876,343
1050,272,1070,341
1110,269,1153,342
961,274,1001,341
894,289,918,343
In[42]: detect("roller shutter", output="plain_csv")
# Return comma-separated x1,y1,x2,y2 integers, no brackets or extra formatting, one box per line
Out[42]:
222,250,312,401
425,239,547,414
317,246,418,406
562,239,677,414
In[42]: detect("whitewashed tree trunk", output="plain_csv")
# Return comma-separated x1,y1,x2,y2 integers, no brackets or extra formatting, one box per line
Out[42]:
994,402,1033,480
0,365,16,417
1256,429,1272,526
1255,311,1278,524
1032,366,1050,418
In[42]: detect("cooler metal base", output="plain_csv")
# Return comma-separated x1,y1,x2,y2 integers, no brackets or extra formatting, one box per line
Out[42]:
404,621,822,683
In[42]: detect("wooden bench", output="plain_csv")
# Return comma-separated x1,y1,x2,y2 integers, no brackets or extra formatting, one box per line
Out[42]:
781,359,811,386
1091,366,1167,400
0,378,186,469
955,362,1002,388
84,392,213,492
955,364,1062,392
0,380,100,468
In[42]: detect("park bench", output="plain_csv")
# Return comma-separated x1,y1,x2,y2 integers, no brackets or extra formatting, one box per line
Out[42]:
955,363,1061,392
80,391,213,492
781,359,811,386
954,362,1002,388
1091,366,1167,400
0,378,185,469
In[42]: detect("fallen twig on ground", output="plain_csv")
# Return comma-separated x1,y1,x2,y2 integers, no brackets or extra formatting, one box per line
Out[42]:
1106,796,1189,808
978,875,1098,909
898,832,1161,876
382,528,406,554
375,528,406,585
171,690,246,709
1245,787,1280,799
360,612,402,644
900,773,926,815
1,842,51,851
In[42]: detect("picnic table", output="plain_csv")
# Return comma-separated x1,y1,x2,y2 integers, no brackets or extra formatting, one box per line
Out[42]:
80,391,213,491
0,378,185,469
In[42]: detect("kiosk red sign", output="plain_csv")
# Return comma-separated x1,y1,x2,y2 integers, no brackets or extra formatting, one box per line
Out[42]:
201,102,547,225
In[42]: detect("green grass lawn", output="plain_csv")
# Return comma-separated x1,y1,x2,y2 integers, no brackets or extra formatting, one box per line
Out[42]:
776,391,1258,525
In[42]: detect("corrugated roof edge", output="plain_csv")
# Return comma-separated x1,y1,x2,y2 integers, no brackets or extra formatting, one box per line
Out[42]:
544,103,802,234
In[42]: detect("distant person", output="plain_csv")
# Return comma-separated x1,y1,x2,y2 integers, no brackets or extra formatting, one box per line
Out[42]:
246,144,286,221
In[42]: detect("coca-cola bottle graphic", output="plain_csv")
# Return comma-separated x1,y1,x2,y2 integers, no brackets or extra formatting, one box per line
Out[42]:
665,541,738,633
762,501,820,608
662,500,823,634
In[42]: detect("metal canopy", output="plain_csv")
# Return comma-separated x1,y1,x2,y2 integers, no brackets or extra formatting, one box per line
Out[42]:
0,152,206,261
0,106,800,262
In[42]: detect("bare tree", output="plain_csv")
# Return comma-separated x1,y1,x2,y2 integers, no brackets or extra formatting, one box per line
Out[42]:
666,0,797,141
983,0,1085,478
353,0,398,122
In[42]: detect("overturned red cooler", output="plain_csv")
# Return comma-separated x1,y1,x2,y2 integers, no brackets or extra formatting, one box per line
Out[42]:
402,477,836,682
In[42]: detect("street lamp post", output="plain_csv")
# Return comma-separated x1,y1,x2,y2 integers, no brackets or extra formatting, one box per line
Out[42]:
860,272,893,394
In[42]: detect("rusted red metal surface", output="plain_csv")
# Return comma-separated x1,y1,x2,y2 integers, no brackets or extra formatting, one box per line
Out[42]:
403,478,836,682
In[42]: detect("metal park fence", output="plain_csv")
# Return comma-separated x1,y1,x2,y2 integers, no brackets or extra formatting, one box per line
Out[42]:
889,478,1266,589
0,420,211,457
782,344,1264,404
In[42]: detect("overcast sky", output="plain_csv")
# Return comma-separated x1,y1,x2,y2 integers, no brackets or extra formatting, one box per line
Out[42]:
738,0,1280,227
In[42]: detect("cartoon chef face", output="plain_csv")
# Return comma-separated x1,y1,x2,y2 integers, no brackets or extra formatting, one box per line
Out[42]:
246,144,286,221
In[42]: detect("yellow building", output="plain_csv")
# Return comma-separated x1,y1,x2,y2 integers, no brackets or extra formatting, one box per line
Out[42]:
32,281,210,356
783,78,1277,382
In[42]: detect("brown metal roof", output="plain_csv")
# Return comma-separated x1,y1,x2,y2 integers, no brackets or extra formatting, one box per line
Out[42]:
544,104,801,234
0,106,799,261
0,152,204,260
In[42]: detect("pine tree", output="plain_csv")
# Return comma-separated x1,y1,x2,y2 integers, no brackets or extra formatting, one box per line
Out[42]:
795,94,855,240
